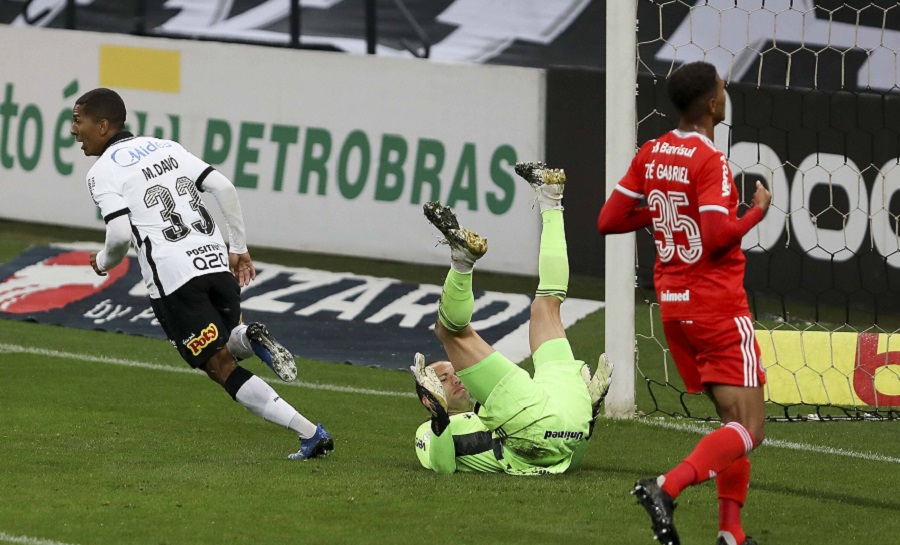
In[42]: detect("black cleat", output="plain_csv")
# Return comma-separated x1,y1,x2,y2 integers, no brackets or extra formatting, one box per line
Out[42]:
632,477,680,545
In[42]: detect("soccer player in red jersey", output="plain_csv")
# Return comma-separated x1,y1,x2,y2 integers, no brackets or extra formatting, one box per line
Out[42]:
598,61,771,545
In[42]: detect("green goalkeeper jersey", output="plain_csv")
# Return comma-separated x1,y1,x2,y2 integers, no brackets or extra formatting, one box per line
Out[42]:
415,412,591,476
415,413,505,474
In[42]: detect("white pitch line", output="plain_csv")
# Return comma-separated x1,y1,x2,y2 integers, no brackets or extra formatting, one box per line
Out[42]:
0,532,80,545
643,419,900,464
2,343,897,464
0,343,415,399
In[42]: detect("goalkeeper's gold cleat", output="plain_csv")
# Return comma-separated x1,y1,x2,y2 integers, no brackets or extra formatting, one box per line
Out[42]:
514,161,567,192
423,201,488,261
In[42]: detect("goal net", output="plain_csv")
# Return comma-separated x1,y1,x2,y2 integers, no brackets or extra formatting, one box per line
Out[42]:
606,0,900,421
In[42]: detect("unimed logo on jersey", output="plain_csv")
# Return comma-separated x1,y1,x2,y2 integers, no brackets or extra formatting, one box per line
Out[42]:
0,251,129,313
186,323,219,356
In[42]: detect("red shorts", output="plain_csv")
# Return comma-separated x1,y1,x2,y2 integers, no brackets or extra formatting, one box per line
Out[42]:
662,315,766,393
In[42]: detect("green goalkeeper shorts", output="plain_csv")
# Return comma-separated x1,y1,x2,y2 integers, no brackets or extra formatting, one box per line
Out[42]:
456,338,592,473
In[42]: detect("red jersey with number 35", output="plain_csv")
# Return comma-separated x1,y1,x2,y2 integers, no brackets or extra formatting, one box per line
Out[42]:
616,130,749,320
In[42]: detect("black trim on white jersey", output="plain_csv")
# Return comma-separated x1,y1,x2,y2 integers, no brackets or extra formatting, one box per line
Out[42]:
195,166,215,192
130,224,142,248
103,207,130,224
143,237,166,297
101,131,136,154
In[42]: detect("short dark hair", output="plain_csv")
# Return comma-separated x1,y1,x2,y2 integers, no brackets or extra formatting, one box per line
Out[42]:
75,88,126,129
666,61,719,117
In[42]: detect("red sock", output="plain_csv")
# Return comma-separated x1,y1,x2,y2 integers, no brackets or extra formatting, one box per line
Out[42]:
660,462,696,499
717,455,751,544
661,422,753,499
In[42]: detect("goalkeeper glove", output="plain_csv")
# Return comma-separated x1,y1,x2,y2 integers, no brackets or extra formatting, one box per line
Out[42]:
410,352,451,436
584,353,614,438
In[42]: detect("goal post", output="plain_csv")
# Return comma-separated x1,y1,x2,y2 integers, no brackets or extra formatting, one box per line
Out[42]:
603,0,638,419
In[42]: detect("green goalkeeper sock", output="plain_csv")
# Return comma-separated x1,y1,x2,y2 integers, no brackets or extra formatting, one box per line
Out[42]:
438,267,474,332
536,208,568,302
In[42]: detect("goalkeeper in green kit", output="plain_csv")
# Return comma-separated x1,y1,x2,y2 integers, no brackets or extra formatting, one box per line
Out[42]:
412,162,613,475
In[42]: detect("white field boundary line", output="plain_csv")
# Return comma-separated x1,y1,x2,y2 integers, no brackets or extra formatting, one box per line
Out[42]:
0,532,80,545
1,343,897,464
0,343,415,399
642,419,900,465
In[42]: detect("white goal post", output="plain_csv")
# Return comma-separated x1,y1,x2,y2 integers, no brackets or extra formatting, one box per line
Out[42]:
603,0,638,419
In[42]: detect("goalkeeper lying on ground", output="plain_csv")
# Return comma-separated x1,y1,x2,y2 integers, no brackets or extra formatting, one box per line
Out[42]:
412,162,613,475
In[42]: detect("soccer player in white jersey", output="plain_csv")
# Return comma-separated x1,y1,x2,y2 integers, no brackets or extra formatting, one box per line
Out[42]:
411,162,613,475
598,62,771,545
71,87,332,460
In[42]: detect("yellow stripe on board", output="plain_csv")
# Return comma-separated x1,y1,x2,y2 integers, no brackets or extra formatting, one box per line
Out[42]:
99,45,180,93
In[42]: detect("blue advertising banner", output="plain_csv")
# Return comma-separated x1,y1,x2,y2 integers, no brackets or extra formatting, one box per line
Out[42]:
0,245,603,369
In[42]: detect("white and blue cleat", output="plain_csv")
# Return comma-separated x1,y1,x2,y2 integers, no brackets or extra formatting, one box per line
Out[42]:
288,424,334,460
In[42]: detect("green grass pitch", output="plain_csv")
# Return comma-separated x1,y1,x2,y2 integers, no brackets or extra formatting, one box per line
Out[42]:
0,219,897,545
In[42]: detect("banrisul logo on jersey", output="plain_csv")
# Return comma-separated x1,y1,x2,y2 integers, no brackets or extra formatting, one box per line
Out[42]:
0,245,602,369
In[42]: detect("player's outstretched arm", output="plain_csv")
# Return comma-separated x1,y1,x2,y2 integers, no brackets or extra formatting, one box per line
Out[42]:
90,215,132,276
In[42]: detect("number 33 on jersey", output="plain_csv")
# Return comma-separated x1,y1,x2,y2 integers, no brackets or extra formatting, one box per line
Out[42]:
87,136,229,298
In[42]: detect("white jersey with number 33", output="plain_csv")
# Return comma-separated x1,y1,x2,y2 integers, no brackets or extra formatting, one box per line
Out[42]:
87,135,229,299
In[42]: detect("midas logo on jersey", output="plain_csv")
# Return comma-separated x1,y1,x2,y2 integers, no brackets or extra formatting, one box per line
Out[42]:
185,323,219,355
110,140,173,167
